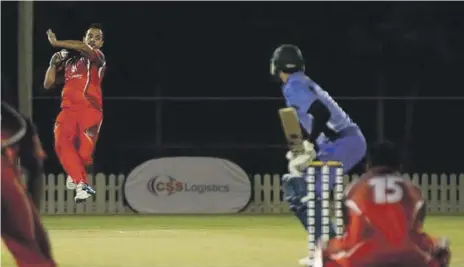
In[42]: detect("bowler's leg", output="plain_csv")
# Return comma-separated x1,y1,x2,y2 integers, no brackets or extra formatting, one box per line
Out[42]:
77,108,102,173
54,109,87,184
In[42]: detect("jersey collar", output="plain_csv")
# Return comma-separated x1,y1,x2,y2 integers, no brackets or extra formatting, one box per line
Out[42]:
282,71,306,94
283,71,305,86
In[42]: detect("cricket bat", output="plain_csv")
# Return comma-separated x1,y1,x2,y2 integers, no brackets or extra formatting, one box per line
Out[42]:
278,107,305,154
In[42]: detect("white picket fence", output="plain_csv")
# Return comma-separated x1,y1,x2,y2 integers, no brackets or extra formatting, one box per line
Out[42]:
35,173,464,215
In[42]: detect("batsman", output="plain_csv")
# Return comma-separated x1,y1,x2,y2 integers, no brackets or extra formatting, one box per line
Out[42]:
270,44,367,265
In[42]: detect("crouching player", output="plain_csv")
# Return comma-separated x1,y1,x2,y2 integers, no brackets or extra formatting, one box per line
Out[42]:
321,141,451,267
2,102,57,266
270,44,367,265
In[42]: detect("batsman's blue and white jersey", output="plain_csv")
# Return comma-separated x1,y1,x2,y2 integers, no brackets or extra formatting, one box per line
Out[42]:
282,72,357,141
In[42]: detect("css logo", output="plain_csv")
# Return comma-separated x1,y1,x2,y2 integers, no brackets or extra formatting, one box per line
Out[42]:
147,175,184,196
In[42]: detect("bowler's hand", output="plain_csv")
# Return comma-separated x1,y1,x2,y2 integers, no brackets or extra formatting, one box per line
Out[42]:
47,29,57,46
49,50,68,66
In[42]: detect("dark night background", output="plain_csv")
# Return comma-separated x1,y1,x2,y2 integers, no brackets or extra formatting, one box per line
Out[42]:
2,2,464,176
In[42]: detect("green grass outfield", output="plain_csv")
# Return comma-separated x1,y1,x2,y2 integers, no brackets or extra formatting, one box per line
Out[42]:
2,215,463,267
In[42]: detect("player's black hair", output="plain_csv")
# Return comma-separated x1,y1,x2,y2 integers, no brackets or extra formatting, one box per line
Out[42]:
88,23,104,39
367,140,401,170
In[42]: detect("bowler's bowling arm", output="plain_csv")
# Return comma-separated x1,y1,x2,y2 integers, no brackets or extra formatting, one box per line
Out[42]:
51,40,104,66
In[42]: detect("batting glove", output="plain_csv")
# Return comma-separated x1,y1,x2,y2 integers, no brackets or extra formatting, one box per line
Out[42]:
286,140,317,175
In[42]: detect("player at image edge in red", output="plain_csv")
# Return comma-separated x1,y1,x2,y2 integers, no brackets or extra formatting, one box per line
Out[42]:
321,141,451,267
43,23,106,203
2,101,57,267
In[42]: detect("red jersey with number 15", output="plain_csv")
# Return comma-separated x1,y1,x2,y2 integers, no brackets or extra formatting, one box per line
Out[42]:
61,49,106,111
343,167,424,248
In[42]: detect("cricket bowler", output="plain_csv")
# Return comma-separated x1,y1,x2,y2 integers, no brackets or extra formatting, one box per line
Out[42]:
43,23,106,203
270,44,367,265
